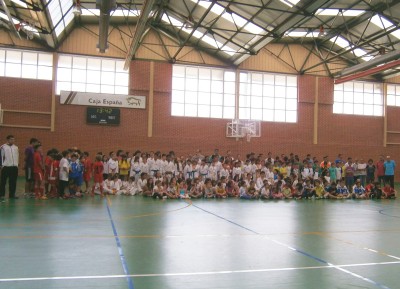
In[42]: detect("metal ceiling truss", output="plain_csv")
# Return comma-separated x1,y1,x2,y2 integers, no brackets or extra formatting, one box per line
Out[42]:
232,0,331,65
169,1,215,61
124,0,157,69
262,44,298,73
0,0,399,78
299,0,400,74
0,1,50,35
303,25,400,74
193,1,272,50
149,24,235,66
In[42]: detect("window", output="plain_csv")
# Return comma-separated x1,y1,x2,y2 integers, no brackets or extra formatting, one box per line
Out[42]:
239,72,297,123
0,48,53,80
387,84,400,107
171,65,235,119
333,81,383,116
56,55,129,95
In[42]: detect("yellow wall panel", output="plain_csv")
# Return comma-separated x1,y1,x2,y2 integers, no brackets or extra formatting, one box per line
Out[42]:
240,43,352,76
58,26,224,65
176,47,226,66
240,45,298,74
386,75,400,84
58,26,126,58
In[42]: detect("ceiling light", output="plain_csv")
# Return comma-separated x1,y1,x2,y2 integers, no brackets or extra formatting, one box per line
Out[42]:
184,16,194,29
318,25,325,38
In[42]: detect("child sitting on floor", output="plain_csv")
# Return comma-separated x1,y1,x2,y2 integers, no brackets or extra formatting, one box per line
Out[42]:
351,179,366,199
260,180,271,199
336,179,350,198
281,183,293,199
314,179,326,199
215,181,228,198
382,183,396,199
272,181,284,200
203,178,215,199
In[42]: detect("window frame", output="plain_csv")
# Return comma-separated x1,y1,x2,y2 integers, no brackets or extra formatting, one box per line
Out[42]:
238,70,298,123
56,54,129,95
0,48,53,80
387,83,400,107
333,81,383,117
171,64,236,119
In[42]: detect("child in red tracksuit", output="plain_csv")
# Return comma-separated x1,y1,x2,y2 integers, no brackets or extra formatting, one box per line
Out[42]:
92,155,104,196
48,153,60,198
33,144,46,200
44,151,53,195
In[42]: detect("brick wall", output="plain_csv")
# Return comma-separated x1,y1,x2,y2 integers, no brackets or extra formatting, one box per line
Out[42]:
0,61,399,179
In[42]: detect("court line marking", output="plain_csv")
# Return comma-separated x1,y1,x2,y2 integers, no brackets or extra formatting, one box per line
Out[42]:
190,202,391,289
106,195,112,207
2,228,400,239
0,200,192,227
117,200,192,221
314,232,400,261
0,261,399,282
105,198,134,289
379,209,400,219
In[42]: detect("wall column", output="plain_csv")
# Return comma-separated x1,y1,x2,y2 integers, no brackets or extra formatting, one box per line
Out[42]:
383,82,387,147
148,61,154,137
313,77,319,144
51,52,58,132
235,68,240,120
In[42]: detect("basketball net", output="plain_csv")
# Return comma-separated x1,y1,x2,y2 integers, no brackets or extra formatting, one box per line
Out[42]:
246,133,251,142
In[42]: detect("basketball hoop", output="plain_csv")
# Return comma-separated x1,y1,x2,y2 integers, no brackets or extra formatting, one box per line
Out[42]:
226,119,261,141
246,133,251,142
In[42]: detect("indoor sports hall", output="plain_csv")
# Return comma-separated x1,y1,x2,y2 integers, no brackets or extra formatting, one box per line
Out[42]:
1,0,400,289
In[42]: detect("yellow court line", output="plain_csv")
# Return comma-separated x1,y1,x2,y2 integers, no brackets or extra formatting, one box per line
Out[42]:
0,233,290,240
0,199,193,228
2,225,400,240
116,199,193,220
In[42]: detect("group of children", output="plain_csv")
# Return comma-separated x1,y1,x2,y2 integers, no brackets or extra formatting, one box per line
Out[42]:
28,146,397,201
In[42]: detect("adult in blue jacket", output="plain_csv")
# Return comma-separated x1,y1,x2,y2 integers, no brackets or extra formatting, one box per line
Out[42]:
384,156,396,188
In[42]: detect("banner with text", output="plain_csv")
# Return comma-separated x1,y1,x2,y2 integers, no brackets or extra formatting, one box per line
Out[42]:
60,91,146,109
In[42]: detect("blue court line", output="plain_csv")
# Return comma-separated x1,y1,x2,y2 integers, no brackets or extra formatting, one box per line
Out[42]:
106,200,135,289
190,203,391,289
379,209,400,219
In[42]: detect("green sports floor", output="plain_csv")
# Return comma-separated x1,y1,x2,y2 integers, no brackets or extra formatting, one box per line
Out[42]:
0,179,399,289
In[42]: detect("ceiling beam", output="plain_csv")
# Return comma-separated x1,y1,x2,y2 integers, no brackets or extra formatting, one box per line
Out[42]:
151,24,234,66
124,0,157,70
336,49,400,78
300,0,400,73
302,25,400,74
233,0,330,65
0,0,21,38
96,0,116,53
335,59,400,84
169,1,215,62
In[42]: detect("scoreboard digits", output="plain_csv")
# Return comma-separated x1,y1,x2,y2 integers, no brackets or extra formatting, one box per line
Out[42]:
86,107,120,125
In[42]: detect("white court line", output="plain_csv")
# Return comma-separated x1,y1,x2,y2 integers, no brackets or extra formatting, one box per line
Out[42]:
1,261,400,282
